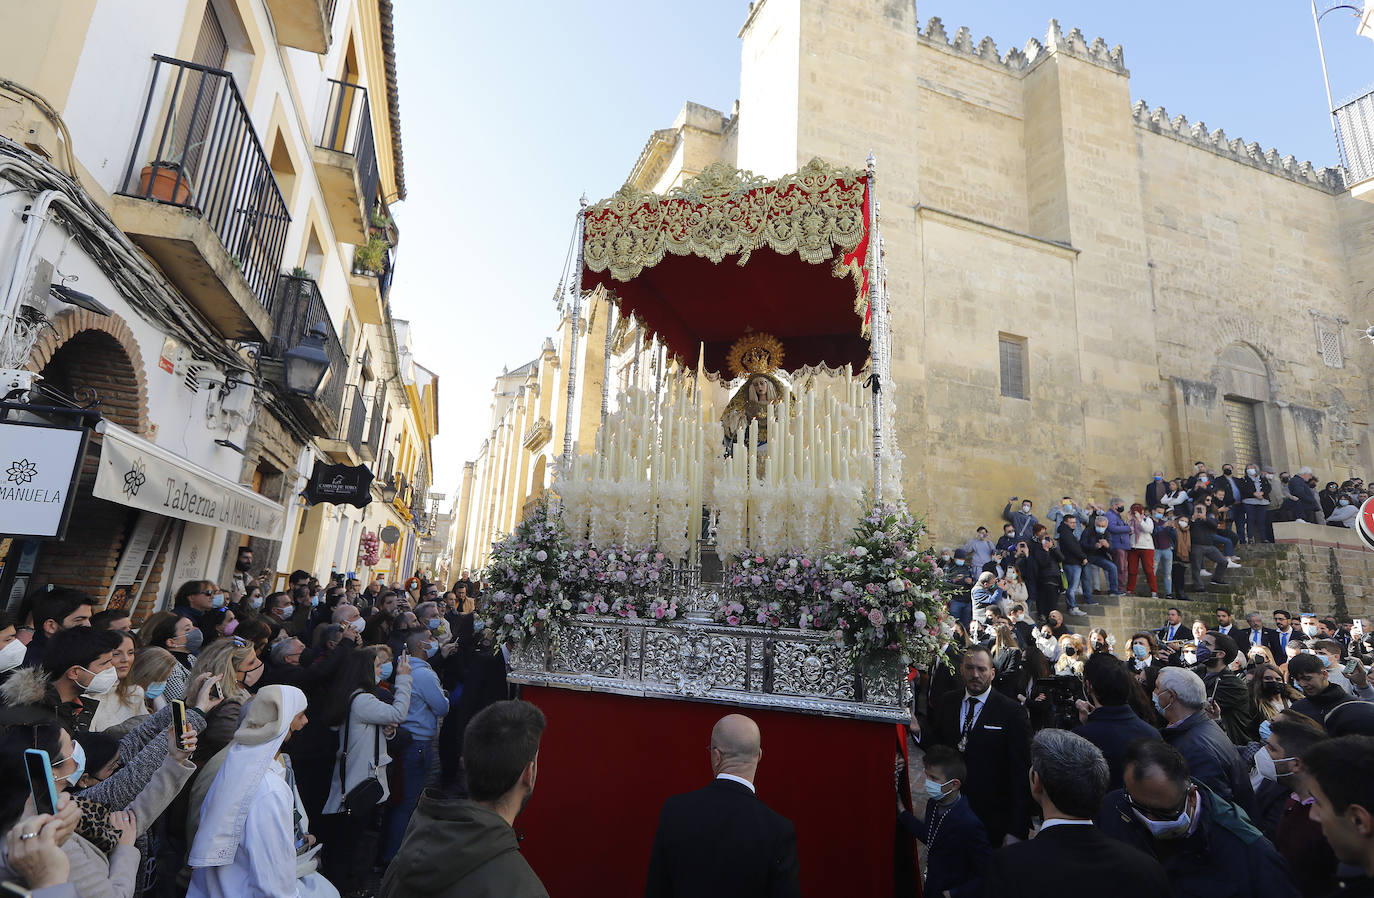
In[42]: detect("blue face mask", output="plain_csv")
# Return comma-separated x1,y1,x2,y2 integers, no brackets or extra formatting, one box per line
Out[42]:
379,662,393,680
1152,691,1172,715
211,594,226,609
1194,644,1213,666
311,596,321,608
1154,475,1163,481
1258,720,1272,743
426,618,442,631
425,642,439,659
924,779,950,801
1132,644,1150,660
144,681,167,699
60,741,86,789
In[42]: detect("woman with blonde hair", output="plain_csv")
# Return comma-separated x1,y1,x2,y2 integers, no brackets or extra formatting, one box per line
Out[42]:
126,646,178,712
1054,633,1088,677
189,637,265,763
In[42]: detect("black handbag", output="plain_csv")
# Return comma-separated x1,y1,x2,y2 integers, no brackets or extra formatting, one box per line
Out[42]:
337,691,384,816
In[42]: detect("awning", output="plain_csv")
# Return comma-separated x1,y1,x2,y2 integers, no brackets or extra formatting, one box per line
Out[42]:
93,422,286,540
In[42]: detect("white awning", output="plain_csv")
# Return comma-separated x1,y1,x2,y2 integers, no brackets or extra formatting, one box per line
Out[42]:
93,422,286,540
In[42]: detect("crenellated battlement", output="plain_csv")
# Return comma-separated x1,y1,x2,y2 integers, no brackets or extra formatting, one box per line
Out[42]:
917,17,1126,76
1131,100,1344,193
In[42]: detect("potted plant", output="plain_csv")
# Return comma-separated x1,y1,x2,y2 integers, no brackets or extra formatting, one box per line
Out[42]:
138,160,194,204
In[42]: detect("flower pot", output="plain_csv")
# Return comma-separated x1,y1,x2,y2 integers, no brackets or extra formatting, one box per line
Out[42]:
138,164,192,204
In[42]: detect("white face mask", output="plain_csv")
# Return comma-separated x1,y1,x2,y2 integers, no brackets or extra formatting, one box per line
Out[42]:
1253,748,1295,783
278,605,295,620
81,666,119,696
0,638,25,673
1131,789,1193,840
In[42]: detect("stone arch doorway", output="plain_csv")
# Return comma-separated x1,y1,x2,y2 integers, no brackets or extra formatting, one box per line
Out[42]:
1216,342,1271,468
21,323,152,607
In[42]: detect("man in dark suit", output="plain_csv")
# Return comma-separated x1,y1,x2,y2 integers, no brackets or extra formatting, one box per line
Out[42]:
1074,653,1161,790
1236,612,1282,658
919,644,1032,845
1156,606,1185,644
986,730,1169,896
645,714,800,898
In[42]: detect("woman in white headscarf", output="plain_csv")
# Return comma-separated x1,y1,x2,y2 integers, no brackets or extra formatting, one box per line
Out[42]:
187,685,313,898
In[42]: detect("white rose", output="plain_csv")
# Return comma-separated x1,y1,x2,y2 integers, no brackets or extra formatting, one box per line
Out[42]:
888,579,906,593
854,546,868,557
912,611,927,628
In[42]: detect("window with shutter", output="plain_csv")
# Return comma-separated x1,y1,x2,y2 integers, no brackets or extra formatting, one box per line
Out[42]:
999,335,1028,400
1319,327,1343,368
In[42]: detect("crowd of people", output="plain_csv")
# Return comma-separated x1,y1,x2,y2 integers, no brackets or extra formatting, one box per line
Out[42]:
892,594,1374,897
2,458,1374,897
937,463,1366,625
0,550,526,898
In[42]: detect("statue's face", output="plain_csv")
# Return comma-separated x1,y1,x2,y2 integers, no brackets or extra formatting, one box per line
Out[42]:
749,377,771,403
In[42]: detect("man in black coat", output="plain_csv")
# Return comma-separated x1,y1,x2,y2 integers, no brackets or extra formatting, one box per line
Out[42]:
1074,653,1162,790
1235,612,1283,658
645,714,800,898
919,644,1033,846
987,729,1169,897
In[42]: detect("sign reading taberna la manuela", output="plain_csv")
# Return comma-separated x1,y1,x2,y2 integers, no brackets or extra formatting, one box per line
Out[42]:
303,460,374,508
0,419,90,539
92,421,286,540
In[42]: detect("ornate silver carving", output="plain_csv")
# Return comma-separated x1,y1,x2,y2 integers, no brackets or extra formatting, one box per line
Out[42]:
509,615,906,723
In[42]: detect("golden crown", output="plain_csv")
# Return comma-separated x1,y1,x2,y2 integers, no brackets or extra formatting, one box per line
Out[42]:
726,332,784,379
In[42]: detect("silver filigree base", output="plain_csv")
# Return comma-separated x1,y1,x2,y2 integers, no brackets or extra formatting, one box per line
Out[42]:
507,615,910,723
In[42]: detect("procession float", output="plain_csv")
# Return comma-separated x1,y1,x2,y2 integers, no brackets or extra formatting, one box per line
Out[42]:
483,157,942,897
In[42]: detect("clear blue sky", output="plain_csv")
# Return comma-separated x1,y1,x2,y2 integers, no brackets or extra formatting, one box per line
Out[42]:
387,1,1374,500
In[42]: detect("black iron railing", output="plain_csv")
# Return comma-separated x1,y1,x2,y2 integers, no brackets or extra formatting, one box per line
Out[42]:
342,384,367,452
319,78,380,222
366,385,387,458
120,56,290,315
271,275,347,422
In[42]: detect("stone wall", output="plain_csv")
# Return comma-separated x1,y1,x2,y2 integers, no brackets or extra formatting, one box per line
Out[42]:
1221,522,1374,622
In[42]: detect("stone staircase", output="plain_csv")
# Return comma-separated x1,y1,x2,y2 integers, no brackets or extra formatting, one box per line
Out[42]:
1063,548,1277,640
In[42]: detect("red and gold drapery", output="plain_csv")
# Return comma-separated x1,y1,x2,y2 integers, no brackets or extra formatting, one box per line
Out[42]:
580,158,872,376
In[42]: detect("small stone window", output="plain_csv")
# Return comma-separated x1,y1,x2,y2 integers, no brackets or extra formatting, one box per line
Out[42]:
1310,311,1346,369
999,334,1028,400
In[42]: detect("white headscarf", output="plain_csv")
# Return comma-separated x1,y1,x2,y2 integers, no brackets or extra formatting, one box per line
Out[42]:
188,684,308,868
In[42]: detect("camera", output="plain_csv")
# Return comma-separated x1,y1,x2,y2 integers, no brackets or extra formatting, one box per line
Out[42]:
1033,676,1085,730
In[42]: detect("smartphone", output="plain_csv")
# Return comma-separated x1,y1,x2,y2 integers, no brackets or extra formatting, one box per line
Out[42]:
171,699,188,751
1344,656,1362,676
24,748,59,816
209,681,223,701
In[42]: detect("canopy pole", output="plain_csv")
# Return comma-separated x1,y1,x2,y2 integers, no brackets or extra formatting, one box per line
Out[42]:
563,194,588,475
601,298,614,424
866,154,884,506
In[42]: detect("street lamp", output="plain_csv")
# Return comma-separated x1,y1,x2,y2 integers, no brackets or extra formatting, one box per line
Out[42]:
379,478,398,503
284,324,332,399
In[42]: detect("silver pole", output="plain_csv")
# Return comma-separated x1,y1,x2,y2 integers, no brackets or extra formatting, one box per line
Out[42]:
1312,1,1362,167
563,194,588,474
866,154,883,506
600,297,613,423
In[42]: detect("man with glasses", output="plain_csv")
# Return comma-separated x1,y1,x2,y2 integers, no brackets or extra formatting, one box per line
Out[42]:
1098,740,1298,897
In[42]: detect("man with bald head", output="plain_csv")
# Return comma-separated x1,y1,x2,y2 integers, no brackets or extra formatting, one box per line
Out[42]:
644,713,801,898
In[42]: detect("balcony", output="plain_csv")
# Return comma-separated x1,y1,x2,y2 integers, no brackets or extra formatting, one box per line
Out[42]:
313,78,379,244
365,384,387,458
1336,88,1374,202
258,275,347,438
114,56,289,342
265,0,334,53
321,384,374,464
348,239,393,326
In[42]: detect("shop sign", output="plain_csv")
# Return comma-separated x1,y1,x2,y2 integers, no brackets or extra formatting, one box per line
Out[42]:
379,524,401,545
303,461,374,508
93,422,285,540
0,421,88,538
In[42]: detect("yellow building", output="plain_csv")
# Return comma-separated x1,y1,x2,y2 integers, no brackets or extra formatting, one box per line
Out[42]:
455,0,1374,559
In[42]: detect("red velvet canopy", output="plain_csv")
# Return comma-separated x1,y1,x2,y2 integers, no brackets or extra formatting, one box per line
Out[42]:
580,159,872,376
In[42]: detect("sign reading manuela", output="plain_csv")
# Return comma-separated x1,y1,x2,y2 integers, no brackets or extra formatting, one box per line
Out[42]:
303,461,374,508
0,421,86,538
93,422,285,540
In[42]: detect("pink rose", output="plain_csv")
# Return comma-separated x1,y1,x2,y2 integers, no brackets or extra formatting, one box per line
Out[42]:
726,615,741,626
868,609,886,626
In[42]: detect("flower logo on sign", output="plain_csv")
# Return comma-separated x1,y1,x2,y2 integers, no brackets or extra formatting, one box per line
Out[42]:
6,459,37,486
122,459,146,499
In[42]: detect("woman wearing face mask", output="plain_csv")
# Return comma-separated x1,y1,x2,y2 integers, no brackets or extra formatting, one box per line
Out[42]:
172,580,224,626
87,632,139,734
1054,634,1088,677
1327,492,1359,529
138,612,197,703
122,646,177,715
1248,662,1302,726
1128,631,1171,693
200,608,237,645
317,649,413,887
188,638,264,765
